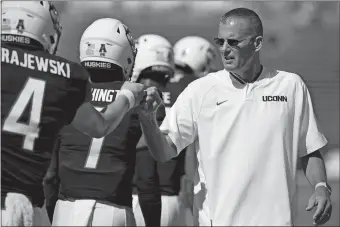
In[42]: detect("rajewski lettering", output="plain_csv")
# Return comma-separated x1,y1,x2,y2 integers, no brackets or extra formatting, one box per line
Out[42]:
262,95,288,102
91,88,118,102
1,47,70,78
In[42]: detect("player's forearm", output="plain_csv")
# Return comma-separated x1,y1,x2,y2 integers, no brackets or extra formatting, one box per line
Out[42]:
100,95,130,136
72,96,130,138
139,114,177,163
301,150,328,187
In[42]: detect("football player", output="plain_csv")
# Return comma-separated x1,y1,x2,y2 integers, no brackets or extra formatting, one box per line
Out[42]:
1,2,144,226
49,18,145,226
132,36,217,226
130,34,175,227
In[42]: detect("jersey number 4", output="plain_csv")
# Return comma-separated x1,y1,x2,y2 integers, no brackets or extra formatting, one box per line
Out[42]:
84,106,105,169
3,78,46,152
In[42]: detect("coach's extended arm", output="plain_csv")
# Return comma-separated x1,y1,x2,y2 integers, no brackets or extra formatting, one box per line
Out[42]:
139,113,177,163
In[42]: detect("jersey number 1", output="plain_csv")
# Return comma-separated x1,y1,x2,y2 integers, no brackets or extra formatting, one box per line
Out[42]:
3,78,46,151
84,106,105,169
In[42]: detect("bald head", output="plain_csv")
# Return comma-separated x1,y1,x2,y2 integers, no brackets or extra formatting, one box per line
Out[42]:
220,8,263,37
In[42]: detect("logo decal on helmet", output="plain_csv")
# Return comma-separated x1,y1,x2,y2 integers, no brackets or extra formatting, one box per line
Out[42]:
85,42,95,56
2,18,11,30
99,44,107,57
16,19,25,33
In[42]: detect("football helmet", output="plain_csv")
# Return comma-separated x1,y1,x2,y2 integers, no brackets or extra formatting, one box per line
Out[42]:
131,34,174,82
79,18,136,80
1,1,62,54
174,36,217,78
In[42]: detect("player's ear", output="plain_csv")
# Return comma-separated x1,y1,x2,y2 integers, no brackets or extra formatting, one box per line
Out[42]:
254,36,263,52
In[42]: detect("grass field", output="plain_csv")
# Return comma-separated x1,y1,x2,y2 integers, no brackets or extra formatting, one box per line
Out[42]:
295,171,339,226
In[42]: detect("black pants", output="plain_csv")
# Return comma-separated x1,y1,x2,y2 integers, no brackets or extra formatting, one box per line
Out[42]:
134,148,162,227
43,176,59,222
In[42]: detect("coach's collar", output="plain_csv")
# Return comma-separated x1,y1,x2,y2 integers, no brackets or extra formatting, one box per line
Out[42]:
229,65,263,85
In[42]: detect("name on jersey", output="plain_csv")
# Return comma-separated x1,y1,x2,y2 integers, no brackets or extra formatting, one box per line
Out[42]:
92,88,119,102
1,47,70,78
262,95,287,102
91,89,172,104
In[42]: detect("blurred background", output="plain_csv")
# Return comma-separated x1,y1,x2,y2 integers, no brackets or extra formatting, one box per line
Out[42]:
52,1,339,226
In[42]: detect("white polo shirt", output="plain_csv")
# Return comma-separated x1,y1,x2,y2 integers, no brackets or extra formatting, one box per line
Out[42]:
160,67,327,226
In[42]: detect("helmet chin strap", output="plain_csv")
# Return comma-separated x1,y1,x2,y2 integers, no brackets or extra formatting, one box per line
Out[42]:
48,2,62,55
43,31,60,55
50,32,61,55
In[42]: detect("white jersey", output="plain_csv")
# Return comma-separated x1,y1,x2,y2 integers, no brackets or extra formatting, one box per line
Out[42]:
160,67,327,226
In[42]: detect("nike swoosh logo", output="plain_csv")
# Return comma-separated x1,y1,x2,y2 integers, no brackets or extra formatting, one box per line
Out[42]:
216,100,228,105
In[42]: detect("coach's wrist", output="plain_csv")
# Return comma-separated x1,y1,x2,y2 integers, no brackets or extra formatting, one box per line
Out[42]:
138,112,159,133
138,109,157,121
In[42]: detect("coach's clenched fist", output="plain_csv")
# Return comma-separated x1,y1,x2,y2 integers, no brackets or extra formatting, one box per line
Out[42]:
137,86,163,117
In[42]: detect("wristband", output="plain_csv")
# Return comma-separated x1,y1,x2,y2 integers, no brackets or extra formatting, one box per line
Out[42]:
117,89,135,110
315,182,332,194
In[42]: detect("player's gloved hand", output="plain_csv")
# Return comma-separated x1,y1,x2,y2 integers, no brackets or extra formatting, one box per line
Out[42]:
137,86,163,118
306,186,332,226
120,81,146,108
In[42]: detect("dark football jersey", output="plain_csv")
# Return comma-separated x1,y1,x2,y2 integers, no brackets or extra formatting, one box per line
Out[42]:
58,81,142,207
163,69,196,112
1,44,89,206
133,69,196,195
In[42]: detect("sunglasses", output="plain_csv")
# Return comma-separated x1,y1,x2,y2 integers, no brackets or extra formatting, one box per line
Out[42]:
213,37,253,47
